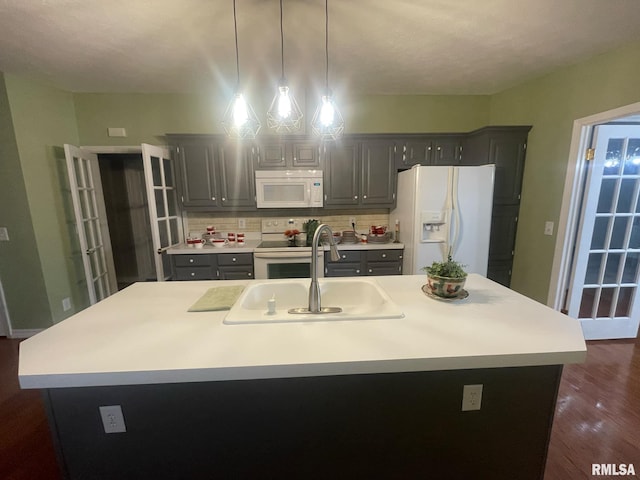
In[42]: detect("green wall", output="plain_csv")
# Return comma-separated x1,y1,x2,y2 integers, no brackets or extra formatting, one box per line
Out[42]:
490,40,640,303
0,74,52,330
73,91,490,145
2,74,88,330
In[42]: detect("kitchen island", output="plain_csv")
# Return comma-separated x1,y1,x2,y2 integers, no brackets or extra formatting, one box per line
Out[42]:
19,275,585,479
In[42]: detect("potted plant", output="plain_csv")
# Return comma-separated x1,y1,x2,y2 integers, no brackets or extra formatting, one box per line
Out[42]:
422,252,467,298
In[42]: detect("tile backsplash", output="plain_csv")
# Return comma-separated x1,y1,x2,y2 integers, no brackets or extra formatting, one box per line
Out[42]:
186,211,391,236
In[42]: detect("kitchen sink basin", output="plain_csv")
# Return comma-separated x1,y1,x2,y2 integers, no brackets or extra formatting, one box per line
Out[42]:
224,278,404,324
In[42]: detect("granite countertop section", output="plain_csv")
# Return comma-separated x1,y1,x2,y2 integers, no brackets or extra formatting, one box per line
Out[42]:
19,274,586,389
168,240,404,254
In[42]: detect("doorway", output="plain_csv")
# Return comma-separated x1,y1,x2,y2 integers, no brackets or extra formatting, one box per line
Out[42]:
97,153,155,290
550,103,640,340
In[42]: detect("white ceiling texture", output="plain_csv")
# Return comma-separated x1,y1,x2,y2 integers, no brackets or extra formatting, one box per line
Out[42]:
0,0,640,95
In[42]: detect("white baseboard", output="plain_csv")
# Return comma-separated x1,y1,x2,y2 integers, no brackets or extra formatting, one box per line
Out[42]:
10,329,45,339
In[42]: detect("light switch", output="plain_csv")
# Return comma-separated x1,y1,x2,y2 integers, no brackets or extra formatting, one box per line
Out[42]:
0,227,9,241
544,221,554,236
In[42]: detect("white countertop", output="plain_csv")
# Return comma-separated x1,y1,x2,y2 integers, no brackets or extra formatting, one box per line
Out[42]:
18,274,586,389
168,240,404,254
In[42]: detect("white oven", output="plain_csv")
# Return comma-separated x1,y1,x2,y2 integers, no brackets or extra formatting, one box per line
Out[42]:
254,250,324,280
255,170,323,209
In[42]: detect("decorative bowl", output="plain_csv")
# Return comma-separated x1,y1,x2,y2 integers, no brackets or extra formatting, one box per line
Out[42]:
425,274,467,298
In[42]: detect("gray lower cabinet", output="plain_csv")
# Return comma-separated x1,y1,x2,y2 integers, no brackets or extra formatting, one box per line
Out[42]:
325,249,403,277
172,253,253,280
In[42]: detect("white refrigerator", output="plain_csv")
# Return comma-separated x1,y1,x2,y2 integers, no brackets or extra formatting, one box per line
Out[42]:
391,165,495,275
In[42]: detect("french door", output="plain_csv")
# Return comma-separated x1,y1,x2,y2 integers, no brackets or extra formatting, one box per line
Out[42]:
566,125,640,339
64,145,117,304
142,144,184,281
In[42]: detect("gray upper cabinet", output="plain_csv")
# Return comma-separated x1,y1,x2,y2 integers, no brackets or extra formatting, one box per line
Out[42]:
323,139,360,206
395,135,463,168
323,138,397,208
171,135,257,211
254,137,320,169
361,140,397,206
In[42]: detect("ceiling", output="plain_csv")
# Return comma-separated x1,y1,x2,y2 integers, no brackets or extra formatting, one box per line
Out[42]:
1,0,640,96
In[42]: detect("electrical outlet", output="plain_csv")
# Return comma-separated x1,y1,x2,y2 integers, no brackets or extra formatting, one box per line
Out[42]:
544,221,554,236
238,218,246,229
62,297,72,312
462,384,483,411
0,227,9,241
99,405,126,433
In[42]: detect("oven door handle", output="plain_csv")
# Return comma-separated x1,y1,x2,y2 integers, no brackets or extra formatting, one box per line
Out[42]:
253,251,322,259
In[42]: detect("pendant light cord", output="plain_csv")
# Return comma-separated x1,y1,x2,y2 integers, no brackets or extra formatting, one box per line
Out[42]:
233,0,240,87
279,0,285,80
325,0,329,91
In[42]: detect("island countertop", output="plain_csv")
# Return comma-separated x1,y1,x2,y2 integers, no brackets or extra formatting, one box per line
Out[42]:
18,274,586,389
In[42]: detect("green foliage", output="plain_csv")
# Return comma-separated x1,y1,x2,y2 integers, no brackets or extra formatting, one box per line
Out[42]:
422,253,467,278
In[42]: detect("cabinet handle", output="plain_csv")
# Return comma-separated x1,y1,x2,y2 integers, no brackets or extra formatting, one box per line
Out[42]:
356,269,360,274
324,194,327,201
232,257,237,262
189,258,194,263
342,254,347,259
368,269,373,273
382,253,386,258
293,157,297,162
282,157,285,162
247,272,252,277
399,255,403,259
212,196,216,201
363,195,367,199
354,195,358,200
222,197,226,202
190,272,195,277
216,269,220,277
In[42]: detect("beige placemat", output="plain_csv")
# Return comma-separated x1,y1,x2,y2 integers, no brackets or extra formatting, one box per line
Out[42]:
187,286,245,312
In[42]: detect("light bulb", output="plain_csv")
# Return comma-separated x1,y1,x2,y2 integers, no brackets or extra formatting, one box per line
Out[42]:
277,86,292,119
232,94,248,127
320,96,335,127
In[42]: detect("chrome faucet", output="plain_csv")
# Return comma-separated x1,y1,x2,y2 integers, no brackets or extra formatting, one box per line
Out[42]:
288,223,342,315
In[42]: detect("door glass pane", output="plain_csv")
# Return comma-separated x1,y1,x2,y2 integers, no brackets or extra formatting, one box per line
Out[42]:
585,253,603,284
579,288,597,318
597,288,615,317
623,139,640,175
82,159,92,188
155,189,166,217
604,253,622,283
597,179,616,213
80,190,90,220
630,217,640,248
163,158,173,187
158,219,168,247
167,189,177,216
611,217,629,249
151,156,162,186
591,217,609,249
73,157,84,187
169,218,179,244
604,138,623,175
622,253,639,283
615,287,634,317
616,179,636,213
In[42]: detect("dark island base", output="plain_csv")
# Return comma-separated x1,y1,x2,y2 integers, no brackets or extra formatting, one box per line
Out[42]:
45,365,562,480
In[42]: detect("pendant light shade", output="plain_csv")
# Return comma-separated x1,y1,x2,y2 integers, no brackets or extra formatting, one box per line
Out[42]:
267,0,303,132
311,0,344,140
222,0,261,139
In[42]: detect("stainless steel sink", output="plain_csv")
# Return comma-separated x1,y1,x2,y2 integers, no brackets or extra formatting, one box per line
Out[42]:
223,278,404,324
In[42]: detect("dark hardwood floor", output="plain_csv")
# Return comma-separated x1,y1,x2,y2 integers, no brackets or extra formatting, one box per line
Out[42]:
1,335,639,480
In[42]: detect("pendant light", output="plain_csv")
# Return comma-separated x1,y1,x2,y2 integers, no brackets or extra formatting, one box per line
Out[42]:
222,0,261,139
311,0,344,140
267,0,303,132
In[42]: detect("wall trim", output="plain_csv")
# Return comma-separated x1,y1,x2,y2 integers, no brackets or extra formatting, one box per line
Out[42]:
10,328,45,339
82,145,142,154
548,101,640,309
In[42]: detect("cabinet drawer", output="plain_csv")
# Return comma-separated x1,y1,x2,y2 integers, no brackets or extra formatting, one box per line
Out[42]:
366,250,402,262
218,266,254,280
325,263,364,277
173,255,214,267
329,250,362,263
175,267,215,281
217,253,253,266
366,262,402,276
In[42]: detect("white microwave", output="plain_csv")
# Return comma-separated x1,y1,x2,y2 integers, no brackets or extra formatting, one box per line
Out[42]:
255,170,323,208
